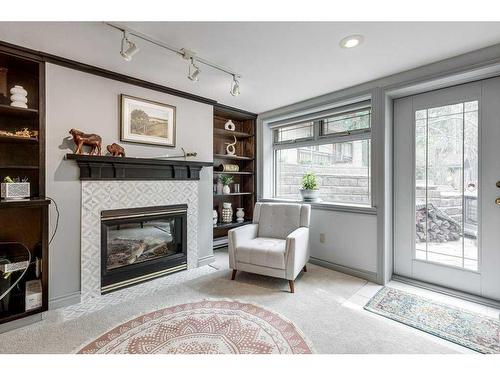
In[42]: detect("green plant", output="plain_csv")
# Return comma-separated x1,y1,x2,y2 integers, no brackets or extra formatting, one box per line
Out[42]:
302,172,318,190
218,174,234,186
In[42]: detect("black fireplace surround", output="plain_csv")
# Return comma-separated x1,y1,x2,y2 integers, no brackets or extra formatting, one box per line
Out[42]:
100,204,187,293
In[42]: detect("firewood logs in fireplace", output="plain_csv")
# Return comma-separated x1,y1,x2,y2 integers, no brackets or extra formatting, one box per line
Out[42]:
415,204,461,243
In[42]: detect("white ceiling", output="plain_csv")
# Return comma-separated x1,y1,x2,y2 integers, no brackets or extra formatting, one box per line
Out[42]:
0,22,500,113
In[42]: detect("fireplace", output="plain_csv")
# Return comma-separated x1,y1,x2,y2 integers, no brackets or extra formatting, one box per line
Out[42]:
100,204,188,294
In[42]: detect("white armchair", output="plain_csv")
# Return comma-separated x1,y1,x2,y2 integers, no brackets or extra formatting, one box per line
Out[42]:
228,202,311,293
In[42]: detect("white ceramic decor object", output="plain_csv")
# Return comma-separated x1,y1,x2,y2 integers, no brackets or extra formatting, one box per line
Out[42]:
10,85,28,108
225,135,237,156
236,208,245,223
212,210,218,225
222,185,231,194
222,202,233,223
224,120,236,131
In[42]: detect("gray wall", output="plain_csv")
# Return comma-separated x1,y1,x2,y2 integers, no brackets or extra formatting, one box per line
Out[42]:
258,43,500,285
46,64,213,307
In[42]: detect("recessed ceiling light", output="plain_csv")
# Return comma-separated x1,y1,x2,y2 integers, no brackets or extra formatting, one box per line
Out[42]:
339,35,364,49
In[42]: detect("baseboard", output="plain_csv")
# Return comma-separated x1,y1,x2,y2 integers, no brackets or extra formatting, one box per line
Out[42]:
197,254,216,267
0,312,43,334
49,291,81,310
309,257,379,283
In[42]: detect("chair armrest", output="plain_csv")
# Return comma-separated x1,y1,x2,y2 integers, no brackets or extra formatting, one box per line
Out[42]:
228,223,258,268
285,227,310,280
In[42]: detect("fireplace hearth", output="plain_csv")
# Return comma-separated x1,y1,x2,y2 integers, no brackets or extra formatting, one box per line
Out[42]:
100,204,187,293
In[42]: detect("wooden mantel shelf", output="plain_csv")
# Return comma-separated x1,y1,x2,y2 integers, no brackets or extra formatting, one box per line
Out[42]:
66,153,213,181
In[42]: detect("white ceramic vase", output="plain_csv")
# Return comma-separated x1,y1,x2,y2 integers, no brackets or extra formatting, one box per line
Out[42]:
212,210,218,226
222,202,233,223
236,208,245,223
222,185,231,194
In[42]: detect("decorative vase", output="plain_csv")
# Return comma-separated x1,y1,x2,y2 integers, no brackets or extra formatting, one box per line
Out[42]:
10,85,28,109
216,182,223,195
212,210,218,226
222,185,231,194
222,202,233,223
236,208,245,223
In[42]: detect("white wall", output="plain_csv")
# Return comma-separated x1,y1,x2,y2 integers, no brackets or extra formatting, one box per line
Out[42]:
309,210,377,274
46,64,213,307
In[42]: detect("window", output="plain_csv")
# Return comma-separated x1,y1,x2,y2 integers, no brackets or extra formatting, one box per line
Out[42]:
272,105,372,206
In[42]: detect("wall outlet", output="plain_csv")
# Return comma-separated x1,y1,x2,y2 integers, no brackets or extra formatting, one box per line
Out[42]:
319,233,326,244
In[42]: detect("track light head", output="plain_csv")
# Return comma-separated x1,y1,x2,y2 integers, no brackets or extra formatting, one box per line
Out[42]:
120,31,139,61
230,75,240,97
188,58,200,82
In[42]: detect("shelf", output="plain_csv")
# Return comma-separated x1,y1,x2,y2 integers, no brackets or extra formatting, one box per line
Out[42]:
0,165,39,169
214,154,254,161
214,220,252,230
214,128,253,139
0,104,39,118
0,134,38,144
213,171,253,175
214,192,253,197
0,306,44,326
0,197,50,209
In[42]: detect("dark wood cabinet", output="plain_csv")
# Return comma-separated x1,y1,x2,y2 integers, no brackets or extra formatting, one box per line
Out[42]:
213,105,257,247
0,46,49,325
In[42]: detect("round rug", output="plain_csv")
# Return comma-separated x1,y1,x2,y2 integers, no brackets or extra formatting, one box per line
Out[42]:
77,300,313,354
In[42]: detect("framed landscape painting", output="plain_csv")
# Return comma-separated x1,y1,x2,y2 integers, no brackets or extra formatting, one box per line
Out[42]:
120,94,176,147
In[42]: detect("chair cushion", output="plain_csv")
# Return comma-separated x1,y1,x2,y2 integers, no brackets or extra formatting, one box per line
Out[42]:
257,203,301,239
236,237,287,269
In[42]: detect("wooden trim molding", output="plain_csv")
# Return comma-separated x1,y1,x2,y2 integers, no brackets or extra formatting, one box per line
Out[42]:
66,153,212,181
0,39,258,114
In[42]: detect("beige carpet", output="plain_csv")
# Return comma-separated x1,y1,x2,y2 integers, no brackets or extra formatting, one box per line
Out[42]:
0,249,460,354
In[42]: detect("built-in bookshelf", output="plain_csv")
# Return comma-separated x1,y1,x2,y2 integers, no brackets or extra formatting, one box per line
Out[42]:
213,105,257,246
0,46,49,325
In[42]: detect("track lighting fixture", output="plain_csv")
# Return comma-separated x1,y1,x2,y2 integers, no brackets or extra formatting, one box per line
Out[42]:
120,31,139,61
108,23,242,96
187,58,200,82
230,75,240,97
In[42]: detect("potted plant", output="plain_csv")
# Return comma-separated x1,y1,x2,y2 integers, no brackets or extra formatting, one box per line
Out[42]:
218,174,234,195
300,172,320,202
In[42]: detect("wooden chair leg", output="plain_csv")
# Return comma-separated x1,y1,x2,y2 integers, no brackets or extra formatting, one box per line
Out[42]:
231,269,237,280
289,280,295,293
303,265,307,272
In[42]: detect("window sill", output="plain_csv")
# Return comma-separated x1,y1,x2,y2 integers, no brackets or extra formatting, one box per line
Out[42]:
259,198,377,215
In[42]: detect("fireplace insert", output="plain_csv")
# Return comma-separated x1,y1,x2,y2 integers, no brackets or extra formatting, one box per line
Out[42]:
100,204,187,293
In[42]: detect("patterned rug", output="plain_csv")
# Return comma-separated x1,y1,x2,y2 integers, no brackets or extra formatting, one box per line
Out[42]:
365,287,500,354
78,300,313,354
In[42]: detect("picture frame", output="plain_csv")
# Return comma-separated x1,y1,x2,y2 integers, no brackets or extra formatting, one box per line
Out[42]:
120,94,176,147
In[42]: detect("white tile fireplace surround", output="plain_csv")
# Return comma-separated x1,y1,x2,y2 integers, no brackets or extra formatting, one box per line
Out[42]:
80,180,199,301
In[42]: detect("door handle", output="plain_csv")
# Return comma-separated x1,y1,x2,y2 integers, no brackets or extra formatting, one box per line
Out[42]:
497,181,500,188
496,198,500,205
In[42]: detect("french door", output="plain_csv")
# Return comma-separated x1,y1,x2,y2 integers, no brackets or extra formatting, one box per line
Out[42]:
394,79,500,301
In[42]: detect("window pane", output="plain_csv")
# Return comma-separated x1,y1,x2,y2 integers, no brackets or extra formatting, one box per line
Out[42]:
414,101,479,271
321,108,371,135
274,122,313,143
274,140,371,205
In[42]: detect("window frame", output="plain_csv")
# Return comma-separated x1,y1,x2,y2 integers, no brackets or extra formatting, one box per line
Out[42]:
271,102,373,207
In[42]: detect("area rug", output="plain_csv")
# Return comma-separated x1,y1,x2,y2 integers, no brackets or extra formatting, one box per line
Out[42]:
365,287,500,354
77,300,313,354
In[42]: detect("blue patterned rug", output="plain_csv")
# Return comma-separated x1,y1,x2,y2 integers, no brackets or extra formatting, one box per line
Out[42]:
364,287,500,354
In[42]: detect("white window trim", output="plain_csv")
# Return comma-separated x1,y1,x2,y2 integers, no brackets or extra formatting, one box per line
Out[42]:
267,101,374,209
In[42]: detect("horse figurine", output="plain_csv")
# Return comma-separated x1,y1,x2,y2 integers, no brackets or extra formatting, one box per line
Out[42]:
69,128,102,155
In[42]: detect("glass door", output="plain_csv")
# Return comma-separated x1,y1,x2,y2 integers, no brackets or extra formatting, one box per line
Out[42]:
394,80,500,301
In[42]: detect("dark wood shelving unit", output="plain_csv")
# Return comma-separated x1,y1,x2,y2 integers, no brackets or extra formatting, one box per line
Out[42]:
213,106,257,245
0,46,49,326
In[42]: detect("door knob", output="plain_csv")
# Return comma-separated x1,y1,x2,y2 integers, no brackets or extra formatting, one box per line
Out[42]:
496,198,500,205
497,181,500,188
